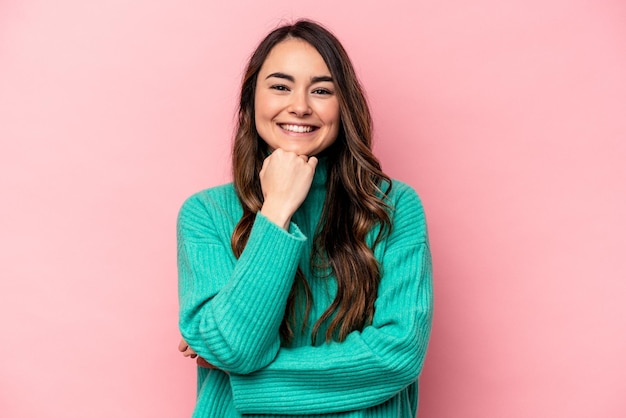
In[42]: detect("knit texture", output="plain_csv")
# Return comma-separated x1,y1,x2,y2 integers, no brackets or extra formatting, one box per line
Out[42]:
178,162,433,417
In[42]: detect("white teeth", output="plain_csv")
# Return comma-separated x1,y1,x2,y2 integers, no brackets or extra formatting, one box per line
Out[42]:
280,124,314,133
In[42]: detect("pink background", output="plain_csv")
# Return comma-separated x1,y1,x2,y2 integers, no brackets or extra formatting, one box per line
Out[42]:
1,1,625,417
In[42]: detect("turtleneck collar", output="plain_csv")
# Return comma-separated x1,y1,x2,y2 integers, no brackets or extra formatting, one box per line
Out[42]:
312,155,329,188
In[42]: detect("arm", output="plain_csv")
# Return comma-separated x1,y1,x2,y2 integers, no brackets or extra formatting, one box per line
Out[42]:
178,194,306,375
178,151,318,375
229,185,434,414
178,338,217,369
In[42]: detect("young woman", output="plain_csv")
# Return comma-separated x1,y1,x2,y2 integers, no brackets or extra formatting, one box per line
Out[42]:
177,19,433,417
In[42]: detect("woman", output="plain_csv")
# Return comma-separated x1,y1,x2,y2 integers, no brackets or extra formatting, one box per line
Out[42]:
177,19,433,417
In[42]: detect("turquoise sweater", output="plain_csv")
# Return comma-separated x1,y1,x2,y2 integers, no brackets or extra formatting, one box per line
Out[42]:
178,163,433,417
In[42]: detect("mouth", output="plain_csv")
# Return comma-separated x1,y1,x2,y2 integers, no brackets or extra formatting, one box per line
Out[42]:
278,123,318,134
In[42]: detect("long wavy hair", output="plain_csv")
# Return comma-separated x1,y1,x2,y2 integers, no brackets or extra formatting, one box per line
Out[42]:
231,19,392,344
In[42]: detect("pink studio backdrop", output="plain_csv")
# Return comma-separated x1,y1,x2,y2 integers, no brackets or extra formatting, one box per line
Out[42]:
1,0,625,417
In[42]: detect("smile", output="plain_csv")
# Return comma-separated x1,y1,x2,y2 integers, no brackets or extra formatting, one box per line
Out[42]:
279,124,317,133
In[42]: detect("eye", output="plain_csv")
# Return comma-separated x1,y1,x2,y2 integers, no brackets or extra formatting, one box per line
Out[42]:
312,88,332,95
270,84,290,92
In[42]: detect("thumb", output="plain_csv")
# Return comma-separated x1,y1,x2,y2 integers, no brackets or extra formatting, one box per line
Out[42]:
307,156,319,169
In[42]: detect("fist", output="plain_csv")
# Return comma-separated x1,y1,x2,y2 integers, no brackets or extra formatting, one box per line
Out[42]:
259,149,318,229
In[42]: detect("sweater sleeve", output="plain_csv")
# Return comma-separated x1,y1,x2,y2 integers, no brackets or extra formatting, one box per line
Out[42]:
228,185,434,414
177,193,307,375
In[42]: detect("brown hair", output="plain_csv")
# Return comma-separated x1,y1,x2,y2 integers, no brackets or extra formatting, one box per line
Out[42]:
231,19,392,344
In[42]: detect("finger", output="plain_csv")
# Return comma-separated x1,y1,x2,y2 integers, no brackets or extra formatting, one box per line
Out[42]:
197,357,216,369
298,154,309,163
178,339,188,352
308,156,318,168
182,345,196,356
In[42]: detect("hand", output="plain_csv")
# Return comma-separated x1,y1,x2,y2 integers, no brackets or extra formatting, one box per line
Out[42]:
178,338,198,358
178,338,217,369
259,149,318,229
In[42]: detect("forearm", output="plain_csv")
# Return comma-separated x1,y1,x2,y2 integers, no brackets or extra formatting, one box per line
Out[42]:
229,243,433,414
178,208,306,374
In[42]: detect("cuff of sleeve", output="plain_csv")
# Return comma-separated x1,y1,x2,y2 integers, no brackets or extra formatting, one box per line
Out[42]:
233,211,306,295
253,211,306,242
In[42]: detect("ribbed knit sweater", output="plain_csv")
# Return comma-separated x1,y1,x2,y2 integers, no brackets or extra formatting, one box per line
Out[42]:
177,161,433,417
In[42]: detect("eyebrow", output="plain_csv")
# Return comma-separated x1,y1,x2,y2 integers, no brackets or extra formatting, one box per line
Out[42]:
311,75,334,83
265,72,334,83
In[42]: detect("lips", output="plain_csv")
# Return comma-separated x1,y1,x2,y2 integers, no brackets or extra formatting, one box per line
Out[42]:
279,124,318,133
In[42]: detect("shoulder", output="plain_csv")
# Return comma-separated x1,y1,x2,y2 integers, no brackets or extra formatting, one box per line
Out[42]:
384,179,428,245
386,180,426,218
177,183,241,240
180,183,237,212
179,183,239,219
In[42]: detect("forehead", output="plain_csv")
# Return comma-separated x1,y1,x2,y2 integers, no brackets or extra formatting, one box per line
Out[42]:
259,38,331,77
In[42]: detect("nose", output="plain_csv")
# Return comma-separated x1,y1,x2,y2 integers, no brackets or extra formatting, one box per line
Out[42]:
288,90,312,117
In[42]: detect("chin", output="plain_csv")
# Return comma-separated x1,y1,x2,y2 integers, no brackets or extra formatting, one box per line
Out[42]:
278,144,314,155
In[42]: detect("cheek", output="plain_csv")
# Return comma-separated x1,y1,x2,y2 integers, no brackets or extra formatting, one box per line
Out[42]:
325,99,340,124
324,105,341,142
255,92,282,120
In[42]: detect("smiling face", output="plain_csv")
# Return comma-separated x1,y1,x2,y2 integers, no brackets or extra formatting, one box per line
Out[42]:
254,38,341,156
